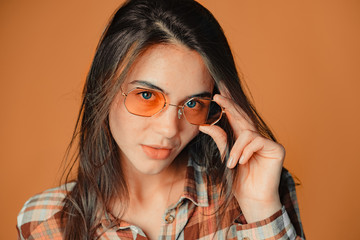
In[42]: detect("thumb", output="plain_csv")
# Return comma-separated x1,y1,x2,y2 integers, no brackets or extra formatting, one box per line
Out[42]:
199,125,227,161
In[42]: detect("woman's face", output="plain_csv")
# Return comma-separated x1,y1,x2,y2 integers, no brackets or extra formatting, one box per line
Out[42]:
109,44,213,175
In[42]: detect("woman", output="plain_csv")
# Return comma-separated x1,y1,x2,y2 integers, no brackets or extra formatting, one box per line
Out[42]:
17,0,305,239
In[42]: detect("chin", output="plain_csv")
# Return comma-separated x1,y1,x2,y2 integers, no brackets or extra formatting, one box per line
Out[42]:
134,159,173,175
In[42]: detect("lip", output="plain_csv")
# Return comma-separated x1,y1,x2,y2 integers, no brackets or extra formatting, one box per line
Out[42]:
141,145,173,160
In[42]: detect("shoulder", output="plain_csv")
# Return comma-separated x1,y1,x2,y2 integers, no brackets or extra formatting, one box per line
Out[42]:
279,168,300,211
16,182,76,239
279,168,299,197
279,168,305,237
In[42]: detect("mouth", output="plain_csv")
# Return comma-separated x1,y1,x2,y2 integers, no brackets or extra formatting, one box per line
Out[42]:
141,145,173,160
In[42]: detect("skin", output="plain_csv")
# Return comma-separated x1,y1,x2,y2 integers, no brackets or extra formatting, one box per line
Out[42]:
109,43,285,238
109,44,214,239
199,94,284,223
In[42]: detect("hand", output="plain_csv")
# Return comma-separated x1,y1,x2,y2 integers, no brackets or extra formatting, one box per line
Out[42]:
199,93,285,222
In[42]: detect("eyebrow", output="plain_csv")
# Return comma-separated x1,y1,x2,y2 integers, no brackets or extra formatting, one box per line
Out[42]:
129,80,213,99
189,92,212,99
129,80,165,92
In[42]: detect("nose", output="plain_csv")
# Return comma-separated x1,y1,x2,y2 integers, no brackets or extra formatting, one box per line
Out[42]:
153,104,181,139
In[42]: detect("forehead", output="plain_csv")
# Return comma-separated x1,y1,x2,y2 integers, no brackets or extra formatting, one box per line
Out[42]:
123,44,214,96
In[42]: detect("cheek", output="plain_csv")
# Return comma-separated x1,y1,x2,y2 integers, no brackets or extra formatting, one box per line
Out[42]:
109,98,151,147
181,126,200,145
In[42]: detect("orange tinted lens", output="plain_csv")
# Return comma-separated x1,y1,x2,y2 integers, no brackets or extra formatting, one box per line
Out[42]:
124,88,165,116
183,98,222,125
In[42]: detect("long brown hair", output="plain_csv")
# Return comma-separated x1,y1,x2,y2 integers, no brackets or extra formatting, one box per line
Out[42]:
61,0,277,239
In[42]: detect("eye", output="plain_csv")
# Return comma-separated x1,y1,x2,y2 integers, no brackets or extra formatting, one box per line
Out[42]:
140,91,153,100
186,99,198,108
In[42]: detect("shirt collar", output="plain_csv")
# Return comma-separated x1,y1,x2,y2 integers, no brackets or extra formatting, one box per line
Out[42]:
179,157,210,208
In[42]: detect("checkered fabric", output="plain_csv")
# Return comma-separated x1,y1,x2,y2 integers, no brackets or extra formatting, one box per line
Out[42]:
17,159,305,239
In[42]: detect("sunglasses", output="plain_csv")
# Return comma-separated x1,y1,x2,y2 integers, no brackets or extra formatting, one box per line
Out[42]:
121,87,224,125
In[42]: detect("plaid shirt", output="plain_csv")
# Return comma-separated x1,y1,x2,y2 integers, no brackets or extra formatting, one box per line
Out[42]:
17,159,305,239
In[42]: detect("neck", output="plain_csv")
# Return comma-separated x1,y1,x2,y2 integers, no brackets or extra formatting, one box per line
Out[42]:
123,151,187,204
110,151,188,220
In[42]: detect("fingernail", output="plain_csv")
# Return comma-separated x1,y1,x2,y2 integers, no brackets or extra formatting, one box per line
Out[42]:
227,156,233,167
239,155,244,164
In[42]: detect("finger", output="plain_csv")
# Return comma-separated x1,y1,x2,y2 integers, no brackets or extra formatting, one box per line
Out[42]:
239,136,266,165
199,125,227,160
226,130,258,169
215,83,250,122
213,94,256,132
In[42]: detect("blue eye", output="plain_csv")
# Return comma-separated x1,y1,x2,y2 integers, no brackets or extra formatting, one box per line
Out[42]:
186,100,197,108
141,91,152,100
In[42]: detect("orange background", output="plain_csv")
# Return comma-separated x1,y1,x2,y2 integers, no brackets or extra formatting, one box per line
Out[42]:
1,0,359,239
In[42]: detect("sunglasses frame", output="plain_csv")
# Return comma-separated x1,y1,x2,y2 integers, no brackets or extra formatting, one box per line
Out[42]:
121,87,224,126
